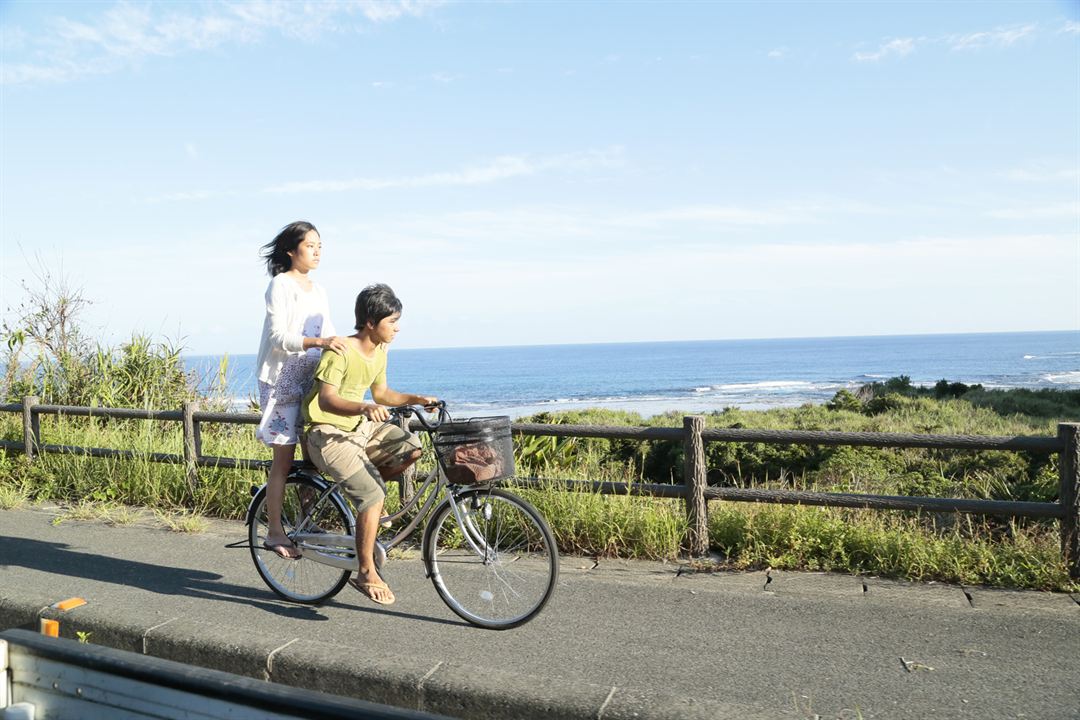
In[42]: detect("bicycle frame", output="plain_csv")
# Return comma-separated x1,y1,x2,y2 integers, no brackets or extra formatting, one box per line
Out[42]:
260,447,495,573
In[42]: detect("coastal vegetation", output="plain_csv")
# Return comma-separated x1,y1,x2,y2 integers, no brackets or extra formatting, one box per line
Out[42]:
0,279,1076,590
510,394,1073,591
1,369,1074,590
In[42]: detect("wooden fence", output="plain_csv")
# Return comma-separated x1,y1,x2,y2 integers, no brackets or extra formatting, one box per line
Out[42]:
2,396,1078,579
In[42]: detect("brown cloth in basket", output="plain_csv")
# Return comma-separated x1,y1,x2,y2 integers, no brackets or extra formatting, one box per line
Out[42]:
445,441,504,484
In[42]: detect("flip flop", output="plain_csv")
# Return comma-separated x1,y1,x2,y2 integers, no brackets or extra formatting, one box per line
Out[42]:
347,577,396,606
263,540,301,560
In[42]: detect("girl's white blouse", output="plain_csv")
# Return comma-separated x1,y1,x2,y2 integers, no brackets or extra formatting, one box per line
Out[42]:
255,274,336,386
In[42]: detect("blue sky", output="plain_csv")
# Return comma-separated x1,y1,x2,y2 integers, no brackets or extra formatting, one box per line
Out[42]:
1,1,1078,354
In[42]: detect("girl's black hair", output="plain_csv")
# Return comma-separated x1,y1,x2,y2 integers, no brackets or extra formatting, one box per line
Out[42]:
260,221,318,276
355,284,402,331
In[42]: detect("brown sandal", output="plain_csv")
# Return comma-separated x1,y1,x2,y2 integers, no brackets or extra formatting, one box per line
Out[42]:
347,577,396,605
262,541,301,560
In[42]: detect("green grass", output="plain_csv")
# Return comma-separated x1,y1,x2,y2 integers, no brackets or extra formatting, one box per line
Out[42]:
0,483,28,510
1,393,1077,591
153,509,210,533
515,479,687,559
708,503,1072,590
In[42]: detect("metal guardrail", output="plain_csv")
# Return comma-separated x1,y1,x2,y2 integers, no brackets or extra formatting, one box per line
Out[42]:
0,628,445,719
2,396,1078,579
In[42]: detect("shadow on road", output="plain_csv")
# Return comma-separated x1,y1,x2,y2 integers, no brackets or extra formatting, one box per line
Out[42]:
0,536,326,620
0,536,471,628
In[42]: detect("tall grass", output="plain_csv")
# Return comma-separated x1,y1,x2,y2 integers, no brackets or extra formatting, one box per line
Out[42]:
0,386,1076,590
0,412,260,518
709,503,1071,590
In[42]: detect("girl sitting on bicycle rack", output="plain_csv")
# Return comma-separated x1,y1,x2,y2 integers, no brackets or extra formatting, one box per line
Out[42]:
255,221,346,560
301,283,438,606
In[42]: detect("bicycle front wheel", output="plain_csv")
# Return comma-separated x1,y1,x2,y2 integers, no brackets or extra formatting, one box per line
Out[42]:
422,488,558,629
249,474,353,604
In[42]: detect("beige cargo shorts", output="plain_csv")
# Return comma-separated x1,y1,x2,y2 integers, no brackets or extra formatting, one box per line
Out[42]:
304,420,422,512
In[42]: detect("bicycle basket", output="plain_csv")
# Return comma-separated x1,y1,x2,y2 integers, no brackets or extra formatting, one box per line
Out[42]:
434,416,515,485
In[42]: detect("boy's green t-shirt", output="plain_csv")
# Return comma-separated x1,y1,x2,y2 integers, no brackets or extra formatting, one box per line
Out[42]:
303,345,388,432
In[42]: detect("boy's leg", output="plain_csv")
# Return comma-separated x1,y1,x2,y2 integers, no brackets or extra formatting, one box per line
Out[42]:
366,424,423,481
306,424,395,604
353,500,392,604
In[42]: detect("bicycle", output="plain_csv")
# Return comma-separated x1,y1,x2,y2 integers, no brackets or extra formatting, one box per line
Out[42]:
245,402,559,630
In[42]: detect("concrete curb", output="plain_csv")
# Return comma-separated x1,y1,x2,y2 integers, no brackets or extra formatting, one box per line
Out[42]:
1,593,787,719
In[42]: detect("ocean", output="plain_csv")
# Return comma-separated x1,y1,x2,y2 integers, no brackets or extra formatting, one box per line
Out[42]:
184,331,1080,418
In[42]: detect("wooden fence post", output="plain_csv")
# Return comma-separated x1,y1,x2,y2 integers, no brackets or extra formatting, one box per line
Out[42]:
182,402,200,495
1058,423,1080,580
683,415,708,557
395,413,416,504
22,396,40,460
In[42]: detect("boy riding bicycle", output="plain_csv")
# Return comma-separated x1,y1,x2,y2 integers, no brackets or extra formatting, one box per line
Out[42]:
301,283,437,606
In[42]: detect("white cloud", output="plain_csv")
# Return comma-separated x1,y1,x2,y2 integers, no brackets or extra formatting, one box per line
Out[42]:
853,37,916,62
948,24,1036,50
2,0,443,85
321,226,1077,348
998,165,1080,183
333,198,888,261
616,205,813,227
263,147,626,194
852,23,1042,64
355,0,441,23
1063,21,1080,35
987,202,1080,220
767,47,787,60
145,147,625,201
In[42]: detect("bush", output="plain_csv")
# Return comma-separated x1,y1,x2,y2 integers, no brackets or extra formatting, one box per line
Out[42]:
826,389,863,413
963,388,1080,419
934,379,974,399
2,268,217,411
864,392,908,415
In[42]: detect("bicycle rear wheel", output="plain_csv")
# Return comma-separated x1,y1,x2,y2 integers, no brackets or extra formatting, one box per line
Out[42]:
249,474,353,604
422,487,558,629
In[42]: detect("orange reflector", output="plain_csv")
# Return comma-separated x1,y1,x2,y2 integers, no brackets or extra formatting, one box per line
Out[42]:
54,597,86,612
39,619,59,637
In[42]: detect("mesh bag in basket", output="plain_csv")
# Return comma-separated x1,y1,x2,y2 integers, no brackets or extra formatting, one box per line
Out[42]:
434,416,515,485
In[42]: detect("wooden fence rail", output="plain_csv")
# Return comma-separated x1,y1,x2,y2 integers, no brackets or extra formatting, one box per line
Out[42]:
1,398,1077,578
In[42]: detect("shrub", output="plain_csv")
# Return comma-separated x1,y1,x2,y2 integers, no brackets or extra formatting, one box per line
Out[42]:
2,268,218,411
826,389,863,412
864,392,908,415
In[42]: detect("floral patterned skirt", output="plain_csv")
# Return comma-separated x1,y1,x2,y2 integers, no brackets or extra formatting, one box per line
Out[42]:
256,353,319,446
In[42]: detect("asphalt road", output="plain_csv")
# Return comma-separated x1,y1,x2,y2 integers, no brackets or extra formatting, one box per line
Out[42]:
1,504,1078,719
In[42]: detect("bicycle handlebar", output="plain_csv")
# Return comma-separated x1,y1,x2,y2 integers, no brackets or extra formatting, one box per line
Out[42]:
387,400,449,431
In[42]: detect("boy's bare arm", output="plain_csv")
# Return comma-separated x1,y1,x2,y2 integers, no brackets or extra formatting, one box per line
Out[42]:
370,383,438,409
318,382,390,421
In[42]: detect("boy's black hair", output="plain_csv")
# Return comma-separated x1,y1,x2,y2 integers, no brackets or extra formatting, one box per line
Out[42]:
260,220,318,276
355,284,402,331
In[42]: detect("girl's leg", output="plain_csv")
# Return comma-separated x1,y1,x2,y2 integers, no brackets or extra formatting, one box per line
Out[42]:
264,443,300,559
